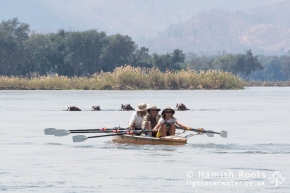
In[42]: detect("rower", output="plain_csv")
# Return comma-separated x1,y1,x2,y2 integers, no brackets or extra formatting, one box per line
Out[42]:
141,105,161,137
152,107,191,138
127,103,148,134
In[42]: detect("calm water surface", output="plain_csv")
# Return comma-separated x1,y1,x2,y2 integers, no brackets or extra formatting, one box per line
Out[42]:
0,87,289,192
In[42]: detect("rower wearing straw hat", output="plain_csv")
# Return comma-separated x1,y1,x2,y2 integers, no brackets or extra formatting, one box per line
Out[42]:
141,105,161,137
152,107,191,138
127,103,148,131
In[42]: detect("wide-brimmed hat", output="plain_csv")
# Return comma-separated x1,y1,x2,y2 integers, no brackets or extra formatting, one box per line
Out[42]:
161,107,175,115
146,105,160,111
135,103,148,111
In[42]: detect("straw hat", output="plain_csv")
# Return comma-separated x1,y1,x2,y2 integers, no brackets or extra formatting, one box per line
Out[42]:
161,107,175,115
135,103,148,111
146,105,160,111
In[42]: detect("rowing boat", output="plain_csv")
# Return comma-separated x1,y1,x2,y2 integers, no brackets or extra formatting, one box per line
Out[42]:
44,127,227,145
111,134,187,145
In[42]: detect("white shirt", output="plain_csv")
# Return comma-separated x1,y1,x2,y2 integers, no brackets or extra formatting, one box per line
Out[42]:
128,111,144,129
158,117,177,124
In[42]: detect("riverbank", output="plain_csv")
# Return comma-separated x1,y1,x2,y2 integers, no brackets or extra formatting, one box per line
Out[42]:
245,81,290,87
0,66,244,90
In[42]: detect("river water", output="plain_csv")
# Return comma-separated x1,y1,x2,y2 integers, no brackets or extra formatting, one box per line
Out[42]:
0,87,289,192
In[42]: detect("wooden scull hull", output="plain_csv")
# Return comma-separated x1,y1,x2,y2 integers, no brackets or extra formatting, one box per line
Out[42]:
112,134,187,145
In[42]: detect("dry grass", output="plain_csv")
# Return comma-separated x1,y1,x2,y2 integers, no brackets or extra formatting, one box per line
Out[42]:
245,81,290,87
0,66,244,90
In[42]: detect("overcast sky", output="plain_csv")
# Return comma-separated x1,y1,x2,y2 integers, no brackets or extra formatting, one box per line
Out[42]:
1,0,287,36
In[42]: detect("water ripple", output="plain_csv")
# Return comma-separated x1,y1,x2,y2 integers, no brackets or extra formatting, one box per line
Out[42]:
44,142,64,146
186,143,290,154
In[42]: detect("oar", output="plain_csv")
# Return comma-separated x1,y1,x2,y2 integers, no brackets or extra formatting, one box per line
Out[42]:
72,130,154,143
44,128,57,135
53,129,128,136
65,127,127,132
44,127,127,136
177,126,227,138
73,133,126,143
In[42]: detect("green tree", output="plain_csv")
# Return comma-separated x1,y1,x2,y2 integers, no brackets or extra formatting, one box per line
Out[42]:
170,49,185,70
23,33,53,77
0,18,30,76
64,30,107,76
48,30,70,76
152,53,171,72
131,46,152,68
240,50,264,81
214,50,263,80
152,49,185,72
213,53,236,72
278,55,290,80
101,34,136,71
189,55,216,71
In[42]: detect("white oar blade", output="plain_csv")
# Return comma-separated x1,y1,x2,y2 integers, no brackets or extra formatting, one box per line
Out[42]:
205,131,214,137
44,128,57,135
72,135,88,143
220,131,227,138
54,129,70,137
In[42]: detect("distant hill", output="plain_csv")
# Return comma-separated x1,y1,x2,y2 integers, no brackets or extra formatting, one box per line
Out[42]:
1,0,289,55
144,1,290,55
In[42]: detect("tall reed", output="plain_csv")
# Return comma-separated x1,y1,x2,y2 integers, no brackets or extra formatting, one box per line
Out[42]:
0,66,244,90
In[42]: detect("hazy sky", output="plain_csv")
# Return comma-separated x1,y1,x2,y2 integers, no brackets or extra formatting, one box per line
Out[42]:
1,0,287,37
1,0,289,54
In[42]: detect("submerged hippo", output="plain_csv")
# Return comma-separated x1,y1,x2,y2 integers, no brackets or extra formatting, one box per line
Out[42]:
120,104,134,111
65,106,82,111
92,106,101,111
176,103,189,111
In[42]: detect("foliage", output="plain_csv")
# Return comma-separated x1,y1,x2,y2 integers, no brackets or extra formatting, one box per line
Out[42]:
0,66,244,90
187,55,216,71
151,49,185,72
278,55,290,80
250,56,288,81
0,18,30,76
213,50,264,80
1,18,289,83
130,47,152,68
0,18,187,77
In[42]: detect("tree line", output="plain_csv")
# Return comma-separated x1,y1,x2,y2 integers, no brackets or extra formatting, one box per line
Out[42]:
0,18,185,77
1,18,290,81
187,51,290,81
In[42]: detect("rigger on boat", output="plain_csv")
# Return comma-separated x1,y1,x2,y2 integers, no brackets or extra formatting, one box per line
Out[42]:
44,126,227,146
45,103,227,145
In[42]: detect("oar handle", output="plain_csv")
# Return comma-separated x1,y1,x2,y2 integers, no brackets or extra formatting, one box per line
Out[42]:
176,125,224,134
87,133,124,138
115,130,153,135
179,126,227,138
69,130,114,134
176,126,204,132
69,127,127,132
188,128,220,134
85,131,136,138
74,130,156,142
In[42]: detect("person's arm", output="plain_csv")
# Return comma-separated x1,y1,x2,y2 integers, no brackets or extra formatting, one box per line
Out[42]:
152,122,162,132
152,118,164,132
175,120,190,130
141,114,149,129
128,112,137,130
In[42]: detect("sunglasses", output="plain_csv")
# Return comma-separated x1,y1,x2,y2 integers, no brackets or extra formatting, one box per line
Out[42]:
165,111,173,113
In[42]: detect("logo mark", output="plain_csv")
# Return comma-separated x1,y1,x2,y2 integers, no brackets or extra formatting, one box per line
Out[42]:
268,171,286,186
187,171,194,178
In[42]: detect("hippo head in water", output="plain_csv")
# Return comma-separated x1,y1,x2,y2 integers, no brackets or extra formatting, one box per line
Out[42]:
92,106,101,111
66,106,82,111
121,104,134,111
176,103,189,111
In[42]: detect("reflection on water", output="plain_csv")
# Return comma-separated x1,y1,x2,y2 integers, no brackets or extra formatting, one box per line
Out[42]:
0,87,290,192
